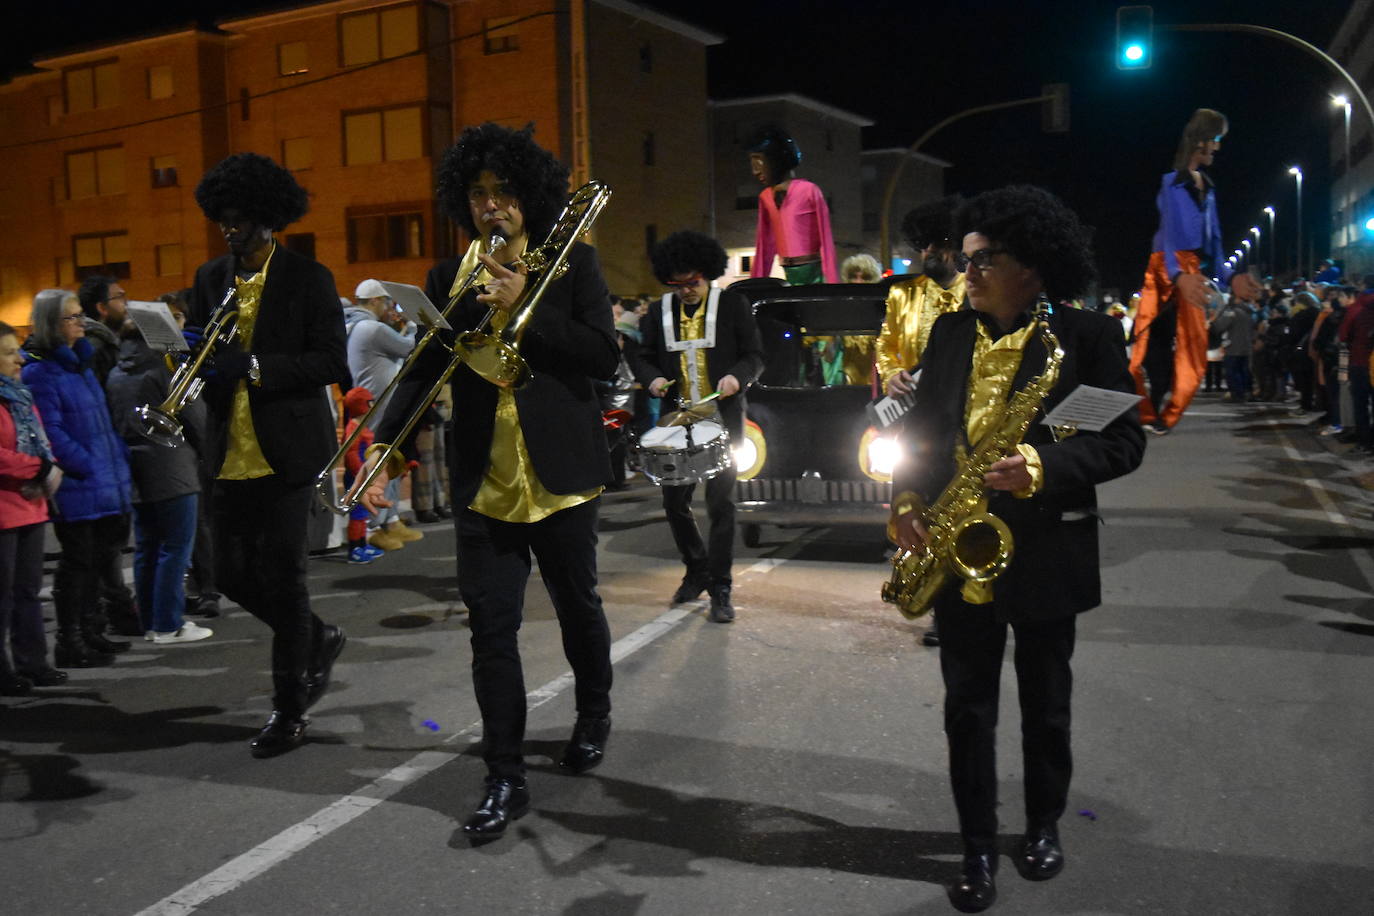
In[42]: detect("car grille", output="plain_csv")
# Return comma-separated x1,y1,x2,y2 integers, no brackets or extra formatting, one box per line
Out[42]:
735,477,892,505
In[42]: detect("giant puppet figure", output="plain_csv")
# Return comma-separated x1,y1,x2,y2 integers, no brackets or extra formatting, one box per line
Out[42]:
1129,109,1234,434
747,126,838,285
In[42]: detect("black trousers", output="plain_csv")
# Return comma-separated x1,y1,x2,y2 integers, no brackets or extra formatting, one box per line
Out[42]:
213,476,323,716
1142,306,1177,415
936,597,1077,854
0,522,48,673
52,514,127,639
457,499,612,780
661,464,737,586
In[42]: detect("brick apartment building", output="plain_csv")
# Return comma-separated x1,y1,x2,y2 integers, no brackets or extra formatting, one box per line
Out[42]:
0,0,723,326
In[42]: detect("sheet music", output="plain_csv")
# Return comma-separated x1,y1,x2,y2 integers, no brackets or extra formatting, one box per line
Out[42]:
379,281,451,331
1040,385,1140,433
126,300,188,352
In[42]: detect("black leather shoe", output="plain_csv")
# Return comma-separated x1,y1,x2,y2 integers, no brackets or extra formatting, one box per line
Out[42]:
0,672,33,696
86,632,130,654
948,852,998,913
672,574,708,604
920,618,940,647
305,626,346,708
708,585,734,623
1016,825,1064,881
559,716,611,774
462,777,530,838
18,667,68,687
250,711,308,758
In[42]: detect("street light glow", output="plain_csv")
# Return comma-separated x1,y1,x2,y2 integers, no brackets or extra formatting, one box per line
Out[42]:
1333,94,1350,108
1264,206,1275,216
1289,166,1302,177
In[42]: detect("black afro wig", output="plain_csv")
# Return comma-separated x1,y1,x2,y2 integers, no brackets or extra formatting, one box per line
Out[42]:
746,125,801,178
435,122,569,243
901,195,961,251
955,185,1096,302
193,152,309,231
650,230,728,284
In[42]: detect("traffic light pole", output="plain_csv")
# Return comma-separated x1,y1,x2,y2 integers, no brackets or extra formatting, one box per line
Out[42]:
878,93,1055,267
1165,23,1374,151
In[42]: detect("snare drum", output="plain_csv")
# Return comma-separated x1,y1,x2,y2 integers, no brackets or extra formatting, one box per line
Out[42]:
635,420,732,486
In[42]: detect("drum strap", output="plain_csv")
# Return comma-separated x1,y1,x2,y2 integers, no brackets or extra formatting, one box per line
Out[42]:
661,288,720,402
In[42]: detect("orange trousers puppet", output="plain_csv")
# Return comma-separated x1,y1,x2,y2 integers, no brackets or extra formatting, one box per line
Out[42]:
1129,250,1208,429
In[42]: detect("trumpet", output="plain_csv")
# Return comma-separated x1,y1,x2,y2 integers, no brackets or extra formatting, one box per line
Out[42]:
313,232,506,515
134,285,238,448
316,179,613,516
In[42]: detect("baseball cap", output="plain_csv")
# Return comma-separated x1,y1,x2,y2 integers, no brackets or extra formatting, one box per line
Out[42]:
355,278,389,300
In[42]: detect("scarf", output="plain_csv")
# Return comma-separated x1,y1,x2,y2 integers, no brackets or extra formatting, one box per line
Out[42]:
0,374,54,460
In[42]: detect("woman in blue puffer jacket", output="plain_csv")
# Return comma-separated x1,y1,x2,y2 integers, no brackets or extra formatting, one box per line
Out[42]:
21,289,133,668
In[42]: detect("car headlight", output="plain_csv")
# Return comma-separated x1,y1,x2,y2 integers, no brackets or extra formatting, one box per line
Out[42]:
735,420,766,479
858,426,900,482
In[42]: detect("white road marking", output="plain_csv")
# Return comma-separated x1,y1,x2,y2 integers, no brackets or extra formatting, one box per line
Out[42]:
1276,428,1374,594
132,556,792,916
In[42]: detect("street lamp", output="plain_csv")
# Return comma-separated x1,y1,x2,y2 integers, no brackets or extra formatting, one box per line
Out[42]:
1249,226,1262,272
1288,166,1303,277
1334,94,1353,248
1264,206,1276,270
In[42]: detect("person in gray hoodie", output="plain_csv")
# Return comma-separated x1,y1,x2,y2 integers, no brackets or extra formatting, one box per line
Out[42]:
344,279,421,551
105,325,212,643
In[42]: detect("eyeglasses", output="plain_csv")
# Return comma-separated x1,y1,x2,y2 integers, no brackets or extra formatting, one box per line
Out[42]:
467,184,517,206
665,274,704,289
954,248,1005,272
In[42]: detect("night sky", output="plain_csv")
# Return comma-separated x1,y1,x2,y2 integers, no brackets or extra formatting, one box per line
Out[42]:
3,0,1356,293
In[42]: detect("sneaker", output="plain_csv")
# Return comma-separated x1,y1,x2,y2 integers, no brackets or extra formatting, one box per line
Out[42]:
1146,423,1170,436
389,521,424,543
368,530,405,551
348,545,378,565
361,544,384,560
152,620,213,644
1320,425,1343,437
413,509,441,523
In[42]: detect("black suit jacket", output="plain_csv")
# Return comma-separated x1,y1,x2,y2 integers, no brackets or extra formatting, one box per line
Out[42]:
190,246,348,486
896,306,1145,621
628,289,765,440
377,241,618,510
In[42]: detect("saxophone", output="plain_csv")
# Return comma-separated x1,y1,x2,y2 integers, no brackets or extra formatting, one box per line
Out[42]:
881,303,1064,620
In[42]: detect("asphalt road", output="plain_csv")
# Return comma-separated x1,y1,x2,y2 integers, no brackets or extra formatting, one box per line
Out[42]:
2,393,1372,915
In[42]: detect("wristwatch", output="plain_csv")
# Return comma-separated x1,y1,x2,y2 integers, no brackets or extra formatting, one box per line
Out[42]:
248,354,261,384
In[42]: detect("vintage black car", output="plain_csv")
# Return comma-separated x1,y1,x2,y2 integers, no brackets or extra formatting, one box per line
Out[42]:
730,278,903,546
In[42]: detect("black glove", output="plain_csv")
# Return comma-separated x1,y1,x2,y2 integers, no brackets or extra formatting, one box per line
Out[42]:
210,345,252,380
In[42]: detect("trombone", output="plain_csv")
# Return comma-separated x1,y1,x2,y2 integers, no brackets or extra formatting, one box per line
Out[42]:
317,179,613,516
134,285,238,447
314,232,505,515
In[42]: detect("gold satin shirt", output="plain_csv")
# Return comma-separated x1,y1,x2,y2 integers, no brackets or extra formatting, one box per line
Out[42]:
875,273,968,385
453,239,601,523
218,245,276,480
889,314,1044,604
675,301,711,400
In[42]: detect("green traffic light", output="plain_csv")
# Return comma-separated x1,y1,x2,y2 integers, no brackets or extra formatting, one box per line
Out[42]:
1116,5,1154,71
1124,44,1145,62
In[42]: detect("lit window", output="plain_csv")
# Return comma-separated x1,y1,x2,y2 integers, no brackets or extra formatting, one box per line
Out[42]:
484,17,520,54
73,231,130,279
65,146,125,199
151,154,178,188
341,6,417,66
283,136,313,171
278,41,309,76
347,209,425,262
65,60,120,113
344,106,423,165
